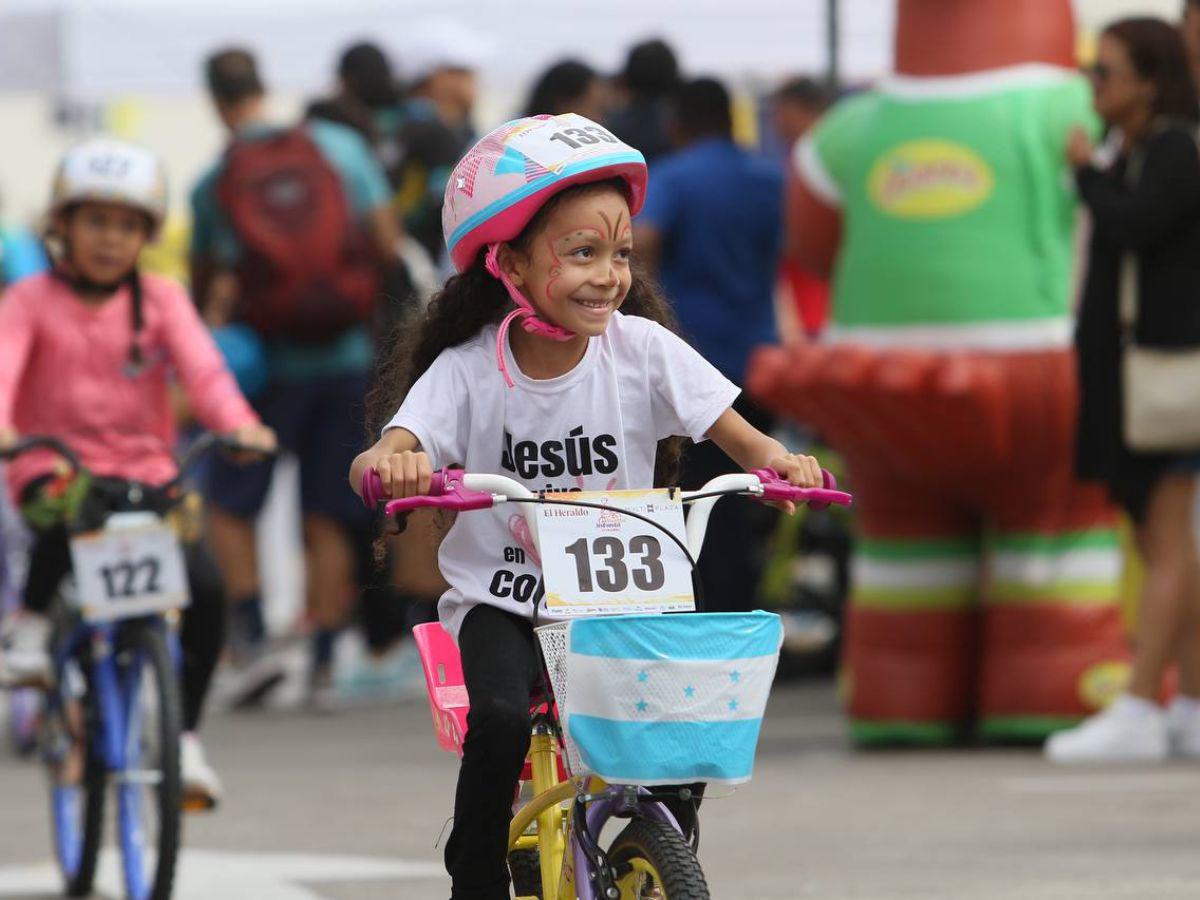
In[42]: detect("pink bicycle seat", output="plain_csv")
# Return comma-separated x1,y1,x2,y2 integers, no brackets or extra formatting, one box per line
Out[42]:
412,622,470,756
411,621,568,781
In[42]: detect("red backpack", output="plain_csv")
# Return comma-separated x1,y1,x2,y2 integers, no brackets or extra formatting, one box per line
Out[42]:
216,127,379,340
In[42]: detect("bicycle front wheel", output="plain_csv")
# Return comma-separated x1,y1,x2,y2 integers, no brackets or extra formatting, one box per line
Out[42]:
44,654,105,897
115,621,182,900
607,818,711,900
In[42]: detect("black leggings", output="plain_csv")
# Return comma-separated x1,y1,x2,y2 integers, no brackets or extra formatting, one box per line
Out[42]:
445,604,702,900
23,525,227,733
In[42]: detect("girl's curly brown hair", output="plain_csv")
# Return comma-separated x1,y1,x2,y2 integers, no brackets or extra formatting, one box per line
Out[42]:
366,178,685,486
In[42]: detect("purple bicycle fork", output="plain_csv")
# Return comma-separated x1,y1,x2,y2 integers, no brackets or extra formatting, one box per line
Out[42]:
570,784,683,900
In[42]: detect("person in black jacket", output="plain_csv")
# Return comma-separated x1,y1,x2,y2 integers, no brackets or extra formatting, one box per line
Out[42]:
1048,17,1200,763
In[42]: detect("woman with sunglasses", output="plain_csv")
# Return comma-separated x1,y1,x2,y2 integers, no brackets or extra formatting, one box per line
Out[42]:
1050,17,1200,763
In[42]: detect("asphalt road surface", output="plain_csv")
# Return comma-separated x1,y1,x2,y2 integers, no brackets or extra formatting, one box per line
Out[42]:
2,680,1200,899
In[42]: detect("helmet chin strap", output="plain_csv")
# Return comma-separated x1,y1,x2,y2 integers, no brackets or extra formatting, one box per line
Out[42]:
485,243,576,388
60,270,125,295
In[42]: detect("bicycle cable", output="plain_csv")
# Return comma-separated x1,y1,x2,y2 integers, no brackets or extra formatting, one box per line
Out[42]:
505,495,699,572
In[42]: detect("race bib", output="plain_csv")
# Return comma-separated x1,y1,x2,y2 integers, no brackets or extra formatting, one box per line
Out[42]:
69,514,189,623
539,489,695,617
506,114,625,173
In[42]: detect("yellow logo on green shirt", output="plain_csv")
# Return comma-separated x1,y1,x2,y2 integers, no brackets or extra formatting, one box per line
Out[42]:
868,140,995,219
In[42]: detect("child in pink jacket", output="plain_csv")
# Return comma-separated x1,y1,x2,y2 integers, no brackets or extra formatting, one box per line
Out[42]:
0,138,275,807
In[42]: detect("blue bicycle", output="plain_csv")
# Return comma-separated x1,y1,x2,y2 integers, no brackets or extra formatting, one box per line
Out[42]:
0,477,39,756
0,433,251,900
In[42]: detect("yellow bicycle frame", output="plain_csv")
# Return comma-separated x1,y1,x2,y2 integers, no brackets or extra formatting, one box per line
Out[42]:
508,726,609,900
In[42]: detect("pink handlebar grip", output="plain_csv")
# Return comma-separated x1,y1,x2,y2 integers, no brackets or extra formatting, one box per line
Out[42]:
749,468,852,510
362,467,451,509
372,467,495,518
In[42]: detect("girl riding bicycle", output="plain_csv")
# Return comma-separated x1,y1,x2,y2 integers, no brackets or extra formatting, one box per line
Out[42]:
350,113,824,900
0,137,276,808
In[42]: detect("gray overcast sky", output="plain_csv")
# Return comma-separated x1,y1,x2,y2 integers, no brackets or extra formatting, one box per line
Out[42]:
1078,0,1181,26
0,0,1185,23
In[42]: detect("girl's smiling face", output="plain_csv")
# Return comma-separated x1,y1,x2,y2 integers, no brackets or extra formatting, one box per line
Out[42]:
502,186,633,337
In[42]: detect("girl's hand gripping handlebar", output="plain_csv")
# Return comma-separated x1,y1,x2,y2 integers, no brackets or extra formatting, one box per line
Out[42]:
361,467,496,518
748,467,852,511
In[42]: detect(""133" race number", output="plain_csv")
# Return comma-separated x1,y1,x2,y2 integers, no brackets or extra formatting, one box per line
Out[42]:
539,489,694,617
563,535,665,593
547,125,619,150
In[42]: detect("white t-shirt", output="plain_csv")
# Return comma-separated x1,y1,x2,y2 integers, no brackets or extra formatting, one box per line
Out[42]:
386,312,740,639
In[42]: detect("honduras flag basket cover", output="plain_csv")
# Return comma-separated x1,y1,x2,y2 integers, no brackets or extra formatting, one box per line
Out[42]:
535,612,783,786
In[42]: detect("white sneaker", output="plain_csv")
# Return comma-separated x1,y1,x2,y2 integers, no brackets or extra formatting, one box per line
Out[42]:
1044,694,1169,764
0,613,51,688
1166,695,1200,758
225,646,289,711
180,732,222,811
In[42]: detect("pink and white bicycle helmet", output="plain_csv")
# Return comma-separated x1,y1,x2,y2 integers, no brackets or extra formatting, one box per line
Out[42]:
442,113,647,385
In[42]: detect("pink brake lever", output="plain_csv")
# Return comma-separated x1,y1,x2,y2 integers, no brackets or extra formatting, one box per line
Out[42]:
749,467,852,511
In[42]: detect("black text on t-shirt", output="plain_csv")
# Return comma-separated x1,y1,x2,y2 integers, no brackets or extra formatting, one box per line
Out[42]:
500,426,619,482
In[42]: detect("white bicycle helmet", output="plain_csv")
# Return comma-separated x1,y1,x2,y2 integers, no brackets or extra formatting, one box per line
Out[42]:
50,137,167,236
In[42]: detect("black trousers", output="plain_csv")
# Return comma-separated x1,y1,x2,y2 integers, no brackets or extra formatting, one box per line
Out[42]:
681,395,779,613
24,520,226,734
445,604,702,900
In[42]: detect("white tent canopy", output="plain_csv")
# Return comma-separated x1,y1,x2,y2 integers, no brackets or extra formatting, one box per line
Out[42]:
0,0,893,100
0,0,1181,101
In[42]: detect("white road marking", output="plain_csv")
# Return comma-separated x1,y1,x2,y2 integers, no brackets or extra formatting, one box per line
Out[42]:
0,848,445,898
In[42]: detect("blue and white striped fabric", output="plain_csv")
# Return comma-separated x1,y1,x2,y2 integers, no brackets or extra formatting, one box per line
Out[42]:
555,612,782,786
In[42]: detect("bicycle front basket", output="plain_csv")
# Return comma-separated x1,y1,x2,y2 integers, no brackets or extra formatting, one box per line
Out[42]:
535,611,782,786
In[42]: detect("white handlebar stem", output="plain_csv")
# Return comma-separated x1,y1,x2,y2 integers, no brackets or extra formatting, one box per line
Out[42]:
681,474,762,560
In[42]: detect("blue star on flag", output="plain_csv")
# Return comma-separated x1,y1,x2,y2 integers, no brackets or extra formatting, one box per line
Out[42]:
684,685,695,698
728,698,739,712
637,670,649,683
636,699,649,713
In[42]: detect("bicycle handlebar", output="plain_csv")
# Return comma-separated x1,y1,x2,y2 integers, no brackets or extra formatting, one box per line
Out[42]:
362,466,850,564
0,436,83,473
0,432,275,490
362,466,852,520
